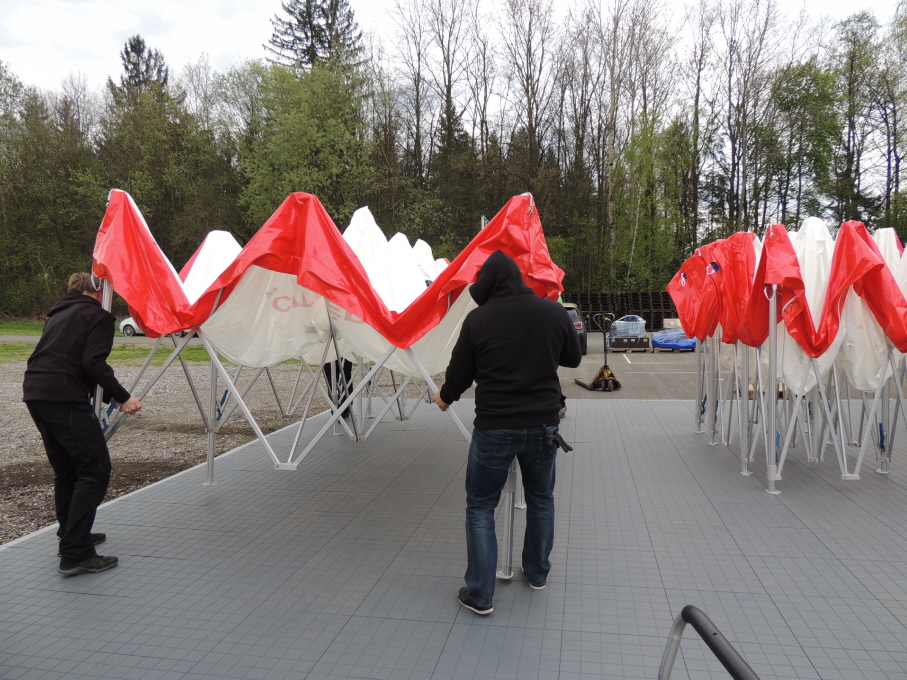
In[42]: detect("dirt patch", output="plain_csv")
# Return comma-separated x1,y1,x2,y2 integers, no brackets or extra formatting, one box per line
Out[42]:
1,359,432,545
1,459,206,542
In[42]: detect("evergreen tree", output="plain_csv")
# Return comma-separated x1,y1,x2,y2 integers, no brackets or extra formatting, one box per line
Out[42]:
109,35,169,93
266,0,362,70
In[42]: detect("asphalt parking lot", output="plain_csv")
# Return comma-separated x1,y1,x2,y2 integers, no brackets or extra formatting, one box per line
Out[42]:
559,332,696,400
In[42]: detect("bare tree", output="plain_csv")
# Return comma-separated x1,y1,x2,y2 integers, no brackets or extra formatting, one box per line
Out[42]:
464,1,500,158
706,0,787,232
179,54,216,130
424,0,474,153
678,0,718,243
583,0,643,286
872,7,907,225
498,0,559,193
393,0,434,182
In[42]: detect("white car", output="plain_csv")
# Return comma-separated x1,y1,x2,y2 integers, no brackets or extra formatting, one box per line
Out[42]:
119,317,188,337
119,316,144,337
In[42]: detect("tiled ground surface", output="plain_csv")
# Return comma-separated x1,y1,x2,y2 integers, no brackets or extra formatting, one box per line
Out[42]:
2,398,907,680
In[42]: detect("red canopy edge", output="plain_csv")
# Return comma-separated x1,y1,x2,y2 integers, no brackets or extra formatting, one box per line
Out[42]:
667,222,907,355
92,191,564,349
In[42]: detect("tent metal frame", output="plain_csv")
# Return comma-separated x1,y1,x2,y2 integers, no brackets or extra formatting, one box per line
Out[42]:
94,282,534,584
702,285,902,492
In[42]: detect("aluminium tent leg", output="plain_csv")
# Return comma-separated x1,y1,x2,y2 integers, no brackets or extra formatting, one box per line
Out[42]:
888,394,900,470
283,361,307,417
829,371,853,461
197,330,282,468
363,375,415,440
390,371,407,421
695,338,705,433
805,386,818,461
405,348,472,443
810,358,853,479
125,335,166,397
722,344,736,447
879,379,891,470
93,279,115,421
496,458,518,581
880,351,902,473
103,334,166,439
406,384,429,419
287,342,335,462
858,392,868,452
205,355,217,486
168,332,209,425
856,382,885,477
706,336,719,445
748,348,766,465
104,332,200,441
878,348,907,474
216,367,268,426
288,362,323,415
740,344,752,475
835,370,857,447
775,369,812,479
719,340,738,448
766,286,780,494
288,346,398,468
264,366,292,417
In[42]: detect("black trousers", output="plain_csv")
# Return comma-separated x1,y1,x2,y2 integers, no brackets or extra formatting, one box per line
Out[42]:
322,359,353,417
25,400,111,562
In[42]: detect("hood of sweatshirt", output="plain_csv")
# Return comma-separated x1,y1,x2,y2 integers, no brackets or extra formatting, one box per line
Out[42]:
469,250,534,306
46,289,101,318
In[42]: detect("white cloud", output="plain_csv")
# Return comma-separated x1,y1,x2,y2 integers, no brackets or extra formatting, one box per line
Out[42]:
0,0,898,92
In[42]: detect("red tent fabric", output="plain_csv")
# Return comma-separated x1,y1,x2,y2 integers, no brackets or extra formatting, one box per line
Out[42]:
847,221,907,352
667,250,711,340
670,222,895,356
93,191,564,349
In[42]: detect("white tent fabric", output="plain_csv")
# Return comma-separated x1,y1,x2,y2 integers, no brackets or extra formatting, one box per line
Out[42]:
200,266,476,373
776,218,845,395
181,231,243,305
341,207,447,314
200,208,474,373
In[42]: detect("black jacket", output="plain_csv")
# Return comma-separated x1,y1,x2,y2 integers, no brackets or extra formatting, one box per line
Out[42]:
23,290,131,404
440,251,582,428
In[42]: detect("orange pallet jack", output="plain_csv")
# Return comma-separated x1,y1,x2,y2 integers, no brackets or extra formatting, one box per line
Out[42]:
575,313,621,392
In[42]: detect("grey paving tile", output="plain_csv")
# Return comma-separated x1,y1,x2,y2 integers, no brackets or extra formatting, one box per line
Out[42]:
2,399,907,678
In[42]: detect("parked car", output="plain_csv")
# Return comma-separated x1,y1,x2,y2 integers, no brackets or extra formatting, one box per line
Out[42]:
119,316,143,337
119,317,188,338
563,303,588,355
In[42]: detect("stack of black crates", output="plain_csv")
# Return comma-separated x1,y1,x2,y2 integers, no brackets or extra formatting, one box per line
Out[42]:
561,292,678,332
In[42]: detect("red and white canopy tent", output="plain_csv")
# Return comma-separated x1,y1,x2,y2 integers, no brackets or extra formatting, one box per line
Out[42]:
668,219,907,492
92,189,565,475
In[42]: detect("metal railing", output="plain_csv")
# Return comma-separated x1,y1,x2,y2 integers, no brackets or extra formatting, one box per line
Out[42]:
658,605,761,680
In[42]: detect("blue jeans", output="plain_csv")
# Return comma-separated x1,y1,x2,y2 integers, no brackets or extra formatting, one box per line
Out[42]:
464,426,558,608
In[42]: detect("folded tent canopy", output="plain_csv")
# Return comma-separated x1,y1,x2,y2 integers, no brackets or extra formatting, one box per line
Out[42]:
92,189,565,469
667,218,907,488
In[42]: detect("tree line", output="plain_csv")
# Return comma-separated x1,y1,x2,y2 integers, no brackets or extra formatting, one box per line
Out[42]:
1,0,905,317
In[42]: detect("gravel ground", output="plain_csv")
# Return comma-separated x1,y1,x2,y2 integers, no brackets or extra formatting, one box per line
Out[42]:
1,359,430,545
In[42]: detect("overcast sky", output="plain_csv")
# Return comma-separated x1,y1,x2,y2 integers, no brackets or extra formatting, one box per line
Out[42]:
0,0,899,94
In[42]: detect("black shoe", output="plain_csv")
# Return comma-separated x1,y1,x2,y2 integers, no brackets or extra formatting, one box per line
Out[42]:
458,586,493,615
529,581,547,590
57,554,118,576
57,533,106,556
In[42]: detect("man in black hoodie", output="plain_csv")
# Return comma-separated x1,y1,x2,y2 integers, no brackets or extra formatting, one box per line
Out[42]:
433,251,581,614
23,273,142,576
